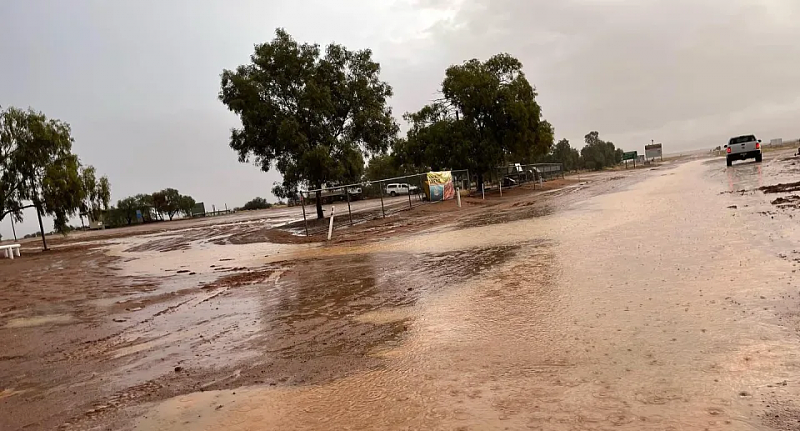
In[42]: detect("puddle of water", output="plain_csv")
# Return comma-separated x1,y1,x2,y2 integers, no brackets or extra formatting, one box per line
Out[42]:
5,314,73,328
134,159,800,430
105,236,308,278
355,306,416,325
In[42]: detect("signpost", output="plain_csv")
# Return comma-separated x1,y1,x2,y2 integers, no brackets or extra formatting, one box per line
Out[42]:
623,151,638,169
645,143,663,161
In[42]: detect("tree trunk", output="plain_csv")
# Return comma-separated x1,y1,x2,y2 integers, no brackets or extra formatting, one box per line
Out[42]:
315,190,324,219
477,173,485,194
35,203,48,251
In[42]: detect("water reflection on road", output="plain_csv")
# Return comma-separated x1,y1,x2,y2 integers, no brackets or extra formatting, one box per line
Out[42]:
726,161,764,192
138,159,800,430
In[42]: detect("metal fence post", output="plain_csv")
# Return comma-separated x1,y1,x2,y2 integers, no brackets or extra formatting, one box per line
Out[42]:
346,188,353,226
300,192,309,237
379,180,386,218
408,178,413,209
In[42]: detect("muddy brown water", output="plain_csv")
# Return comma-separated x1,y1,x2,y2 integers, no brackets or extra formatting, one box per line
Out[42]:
134,154,800,430
3,152,800,430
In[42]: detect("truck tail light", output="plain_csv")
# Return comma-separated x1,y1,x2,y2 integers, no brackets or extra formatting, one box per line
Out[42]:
727,147,731,153
756,142,760,149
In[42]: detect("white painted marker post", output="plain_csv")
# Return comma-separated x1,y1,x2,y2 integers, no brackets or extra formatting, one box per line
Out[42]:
482,184,485,200
327,206,336,241
456,186,462,208
499,181,502,197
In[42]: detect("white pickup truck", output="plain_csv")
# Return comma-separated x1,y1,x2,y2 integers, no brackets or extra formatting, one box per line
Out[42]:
725,135,762,166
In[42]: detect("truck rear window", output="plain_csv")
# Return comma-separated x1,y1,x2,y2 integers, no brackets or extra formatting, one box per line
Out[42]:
729,135,756,145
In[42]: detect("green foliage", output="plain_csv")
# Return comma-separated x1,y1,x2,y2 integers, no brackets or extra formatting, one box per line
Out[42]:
0,106,85,247
545,139,581,172
112,189,195,226
219,28,398,218
580,131,623,171
240,197,272,211
41,153,84,230
151,190,167,220
160,188,182,220
116,196,139,225
80,165,112,223
178,195,196,218
400,54,553,187
365,154,403,181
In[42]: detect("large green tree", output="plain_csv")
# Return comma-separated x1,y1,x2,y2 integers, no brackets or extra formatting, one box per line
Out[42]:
547,138,581,172
580,131,623,171
159,188,182,220
178,195,196,218
0,107,84,250
401,54,553,189
80,165,111,225
219,28,398,218
116,197,139,225
364,154,402,181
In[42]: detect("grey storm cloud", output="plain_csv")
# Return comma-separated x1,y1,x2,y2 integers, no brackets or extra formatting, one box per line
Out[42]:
1,0,799,238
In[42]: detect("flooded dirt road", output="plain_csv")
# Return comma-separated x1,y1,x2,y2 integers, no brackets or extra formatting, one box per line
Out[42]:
3,151,800,430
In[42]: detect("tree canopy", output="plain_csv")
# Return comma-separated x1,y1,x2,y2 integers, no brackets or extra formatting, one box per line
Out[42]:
399,54,553,186
178,195,196,218
219,28,398,218
112,188,196,225
80,165,111,224
240,197,272,211
580,131,623,171
364,154,404,181
549,139,581,172
0,106,85,249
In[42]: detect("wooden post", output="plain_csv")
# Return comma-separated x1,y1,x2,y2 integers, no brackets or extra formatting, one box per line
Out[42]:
379,181,386,218
300,192,309,237
346,188,353,226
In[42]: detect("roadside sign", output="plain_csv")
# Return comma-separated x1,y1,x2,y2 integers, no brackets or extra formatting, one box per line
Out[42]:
623,151,637,161
645,143,663,160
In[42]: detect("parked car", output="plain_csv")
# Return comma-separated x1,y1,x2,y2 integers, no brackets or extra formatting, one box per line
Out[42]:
385,183,420,196
725,135,762,166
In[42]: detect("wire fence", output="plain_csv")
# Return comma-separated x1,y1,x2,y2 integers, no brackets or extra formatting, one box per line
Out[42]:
298,172,432,236
294,164,561,237
474,163,564,196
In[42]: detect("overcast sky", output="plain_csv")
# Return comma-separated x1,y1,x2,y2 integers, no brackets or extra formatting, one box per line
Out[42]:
2,0,799,238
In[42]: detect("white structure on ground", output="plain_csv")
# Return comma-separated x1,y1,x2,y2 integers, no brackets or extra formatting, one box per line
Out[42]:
0,244,21,259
